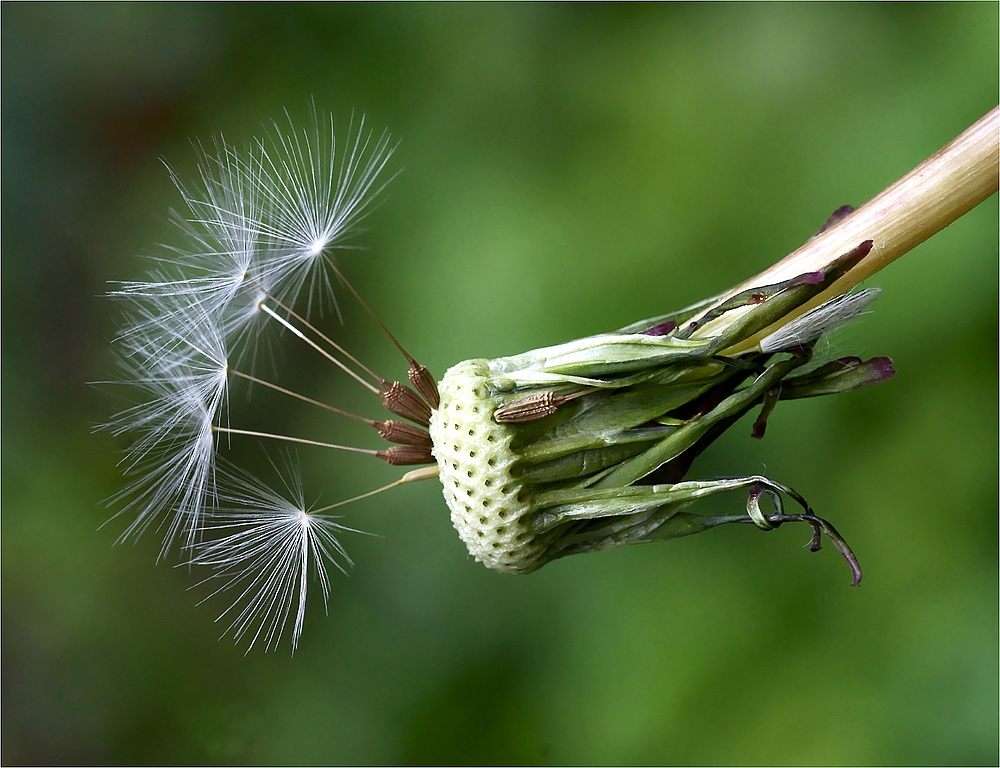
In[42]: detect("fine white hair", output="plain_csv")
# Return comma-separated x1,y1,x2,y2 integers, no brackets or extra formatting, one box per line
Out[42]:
104,108,395,650
760,288,881,353
189,460,358,654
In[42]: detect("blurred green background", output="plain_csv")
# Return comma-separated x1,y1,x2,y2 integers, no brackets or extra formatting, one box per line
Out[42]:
3,4,997,765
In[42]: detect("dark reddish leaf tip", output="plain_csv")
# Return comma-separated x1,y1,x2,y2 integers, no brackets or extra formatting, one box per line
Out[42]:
771,512,864,587
642,320,677,336
790,271,826,286
815,204,856,236
751,386,780,440
845,239,874,269
867,356,896,383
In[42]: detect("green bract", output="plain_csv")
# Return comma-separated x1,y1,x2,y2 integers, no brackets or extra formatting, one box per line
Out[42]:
428,240,893,582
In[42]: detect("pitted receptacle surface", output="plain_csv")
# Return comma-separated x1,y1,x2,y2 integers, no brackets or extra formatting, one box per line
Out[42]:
428,360,547,574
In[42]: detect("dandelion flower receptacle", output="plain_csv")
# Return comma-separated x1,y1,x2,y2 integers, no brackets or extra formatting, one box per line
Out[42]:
105,106,999,651
428,243,883,579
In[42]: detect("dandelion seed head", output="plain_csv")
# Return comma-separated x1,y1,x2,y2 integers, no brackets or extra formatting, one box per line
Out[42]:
107,106,396,650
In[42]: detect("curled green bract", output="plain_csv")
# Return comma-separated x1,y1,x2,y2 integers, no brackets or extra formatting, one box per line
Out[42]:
429,244,887,582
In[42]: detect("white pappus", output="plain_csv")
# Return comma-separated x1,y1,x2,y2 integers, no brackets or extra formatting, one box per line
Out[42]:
106,108,402,652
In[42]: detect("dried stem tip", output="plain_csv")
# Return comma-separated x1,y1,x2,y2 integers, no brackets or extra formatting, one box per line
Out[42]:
710,105,999,350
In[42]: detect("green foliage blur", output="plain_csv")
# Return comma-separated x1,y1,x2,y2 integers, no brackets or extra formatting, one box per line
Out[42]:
3,4,997,765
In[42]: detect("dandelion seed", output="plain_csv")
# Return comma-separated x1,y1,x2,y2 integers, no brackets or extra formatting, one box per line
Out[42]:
105,294,230,557
190,460,359,653
105,107,414,650
256,106,398,318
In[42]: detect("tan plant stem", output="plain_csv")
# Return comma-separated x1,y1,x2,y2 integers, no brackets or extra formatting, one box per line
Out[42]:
700,105,999,353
